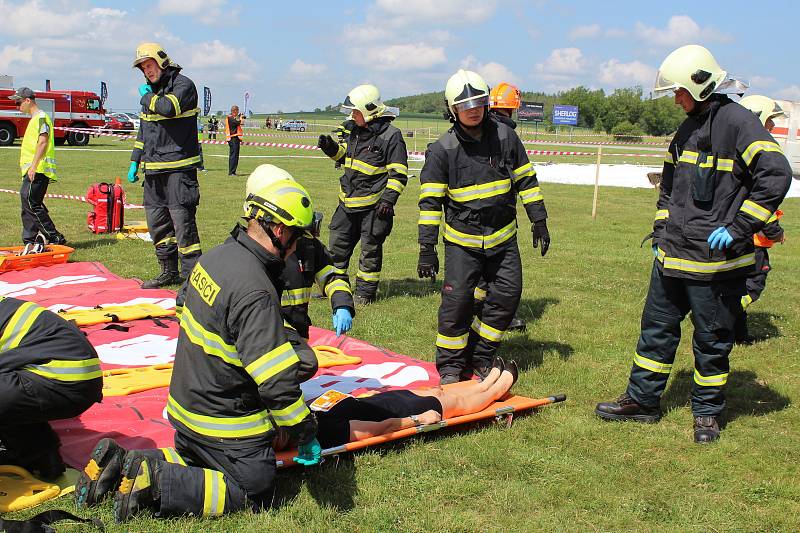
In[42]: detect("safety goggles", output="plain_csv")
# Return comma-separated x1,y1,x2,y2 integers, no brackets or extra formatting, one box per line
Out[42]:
452,95,489,114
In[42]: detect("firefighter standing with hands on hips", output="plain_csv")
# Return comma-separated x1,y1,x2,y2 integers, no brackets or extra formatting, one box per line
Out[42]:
733,95,789,344
75,179,321,522
317,85,409,305
595,46,792,443
417,70,550,385
128,43,203,290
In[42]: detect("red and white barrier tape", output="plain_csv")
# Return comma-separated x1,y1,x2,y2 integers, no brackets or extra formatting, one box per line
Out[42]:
0,188,144,209
523,138,668,146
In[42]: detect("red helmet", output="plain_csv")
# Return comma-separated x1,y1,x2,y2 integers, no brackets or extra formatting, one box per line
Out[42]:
489,82,521,110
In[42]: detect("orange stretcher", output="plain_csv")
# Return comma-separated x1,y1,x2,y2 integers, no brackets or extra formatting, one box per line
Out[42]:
0,245,75,273
275,386,567,468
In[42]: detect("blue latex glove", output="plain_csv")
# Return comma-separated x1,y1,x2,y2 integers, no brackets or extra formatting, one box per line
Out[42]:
293,438,321,466
708,227,734,250
127,161,139,183
332,307,353,337
138,83,152,97
652,245,658,258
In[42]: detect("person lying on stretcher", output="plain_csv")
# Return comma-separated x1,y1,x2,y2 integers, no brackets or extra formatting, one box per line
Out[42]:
274,357,518,451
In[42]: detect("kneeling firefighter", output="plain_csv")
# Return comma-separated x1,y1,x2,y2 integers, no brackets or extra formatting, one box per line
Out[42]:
76,180,320,522
317,84,409,304
128,42,203,289
417,70,550,385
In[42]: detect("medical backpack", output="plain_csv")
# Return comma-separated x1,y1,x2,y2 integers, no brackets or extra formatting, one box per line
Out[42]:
86,182,125,233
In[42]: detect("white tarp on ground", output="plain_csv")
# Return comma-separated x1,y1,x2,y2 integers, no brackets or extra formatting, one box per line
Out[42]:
534,163,800,198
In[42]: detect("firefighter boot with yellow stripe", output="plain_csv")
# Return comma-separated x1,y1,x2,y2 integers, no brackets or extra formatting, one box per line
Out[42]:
75,437,127,509
114,452,162,522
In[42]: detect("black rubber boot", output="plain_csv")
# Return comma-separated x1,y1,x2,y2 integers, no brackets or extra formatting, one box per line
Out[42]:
595,393,662,423
142,255,181,289
507,316,527,332
694,416,721,443
75,438,128,508
114,452,161,523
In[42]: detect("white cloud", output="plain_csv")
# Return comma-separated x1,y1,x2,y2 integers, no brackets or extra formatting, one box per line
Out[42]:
535,47,585,76
634,15,731,47
459,56,519,86
569,24,600,39
347,43,446,71
289,59,327,77
374,0,497,26
597,59,656,86
183,40,256,81
158,0,231,24
776,85,800,101
0,45,34,72
0,0,85,38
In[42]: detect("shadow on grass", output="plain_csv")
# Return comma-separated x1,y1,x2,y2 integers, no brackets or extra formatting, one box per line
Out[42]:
499,335,574,370
515,297,559,324
273,454,357,512
662,369,790,424
744,311,782,342
66,237,117,251
380,276,441,299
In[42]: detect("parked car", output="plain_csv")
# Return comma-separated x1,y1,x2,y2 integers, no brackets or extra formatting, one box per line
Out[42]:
280,119,307,132
100,114,134,132
114,112,140,129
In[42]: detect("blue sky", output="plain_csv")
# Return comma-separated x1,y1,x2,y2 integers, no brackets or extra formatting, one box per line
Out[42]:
1,0,797,114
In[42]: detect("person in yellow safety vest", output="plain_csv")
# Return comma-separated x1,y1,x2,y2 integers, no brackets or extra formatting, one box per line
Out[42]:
9,87,66,246
75,180,321,522
317,84,409,304
226,105,244,176
128,43,203,290
733,95,789,344
0,296,102,479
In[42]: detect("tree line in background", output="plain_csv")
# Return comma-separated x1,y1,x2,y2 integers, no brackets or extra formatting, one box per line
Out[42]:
384,86,685,138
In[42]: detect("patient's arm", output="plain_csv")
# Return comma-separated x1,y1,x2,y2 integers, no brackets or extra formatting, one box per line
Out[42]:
349,410,441,441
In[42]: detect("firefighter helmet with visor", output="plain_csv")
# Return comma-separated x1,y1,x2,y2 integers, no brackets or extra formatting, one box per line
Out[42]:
133,43,176,70
244,180,314,234
340,84,386,123
739,95,788,128
445,69,490,118
652,45,728,102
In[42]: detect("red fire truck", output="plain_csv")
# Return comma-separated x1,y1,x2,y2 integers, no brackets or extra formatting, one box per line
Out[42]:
0,88,106,147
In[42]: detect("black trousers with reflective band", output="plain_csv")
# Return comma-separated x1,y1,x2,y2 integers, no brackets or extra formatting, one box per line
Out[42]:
152,431,275,517
20,174,62,244
228,137,240,175
627,263,745,416
144,170,202,278
436,242,521,377
328,205,393,299
735,247,770,339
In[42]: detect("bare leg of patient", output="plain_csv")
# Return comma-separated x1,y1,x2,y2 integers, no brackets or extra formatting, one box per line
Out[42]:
415,367,514,419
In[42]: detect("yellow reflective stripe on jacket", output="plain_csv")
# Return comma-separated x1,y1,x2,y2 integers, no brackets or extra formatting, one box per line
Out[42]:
134,141,144,150
664,151,674,165
338,188,383,208
766,211,780,224
694,369,729,387
420,183,447,199
473,286,487,301
512,162,534,180
739,200,771,222
315,264,346,287
519,186,543,205
661,251,755,274
654,209,669,221
678,150,699,164
140,108,200,122
0,301,45,351
179,243,202,255
281,287,312,307
484,221,517,248
356,270,380,282
447,178,511,203
245,341,299,386
144,155,202,171
742,140,783,167
698,154,715,168
166,395,272,438
24,358,102,381
741,294,753,310
386,162,408,176
436,332,468,350
148,95,158,112
202,469,226,516
160,447,187,466
166,94,182,115
344,157,385,175
471,317,503,342
324,279,351,297
418,210,443,225
270,396,310,427
334,144,346,160
443,220,517,249
633,353,672,374
717,158,734,172
179,307,241,367
386,178,405,194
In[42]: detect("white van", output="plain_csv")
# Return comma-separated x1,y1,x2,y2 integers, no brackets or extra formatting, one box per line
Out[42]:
773,100,799,179
280,120,308,132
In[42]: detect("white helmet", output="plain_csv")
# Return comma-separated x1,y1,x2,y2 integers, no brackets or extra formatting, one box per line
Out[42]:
653,45,728,102
243,164,294,214
340,84,386,123
739,95,788,127
445,69,490,121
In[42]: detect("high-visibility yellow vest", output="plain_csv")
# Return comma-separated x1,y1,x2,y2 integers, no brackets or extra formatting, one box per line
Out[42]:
20,110,57,181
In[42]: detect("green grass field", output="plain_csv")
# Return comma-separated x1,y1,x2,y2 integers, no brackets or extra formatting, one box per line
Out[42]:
0,134,798,532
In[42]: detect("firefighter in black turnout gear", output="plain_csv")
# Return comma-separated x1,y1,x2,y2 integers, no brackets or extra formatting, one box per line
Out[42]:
129,42,203,289
595,45,792,443
418,70,550,385
0,297,102,478
317,84,409,304
75,180,321,522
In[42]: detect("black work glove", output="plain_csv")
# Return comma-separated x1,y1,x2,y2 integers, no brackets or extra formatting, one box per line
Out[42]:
317,134,339,158
417,244,439,280
375,200,394,220
532,220,550,257
287,413,318,446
